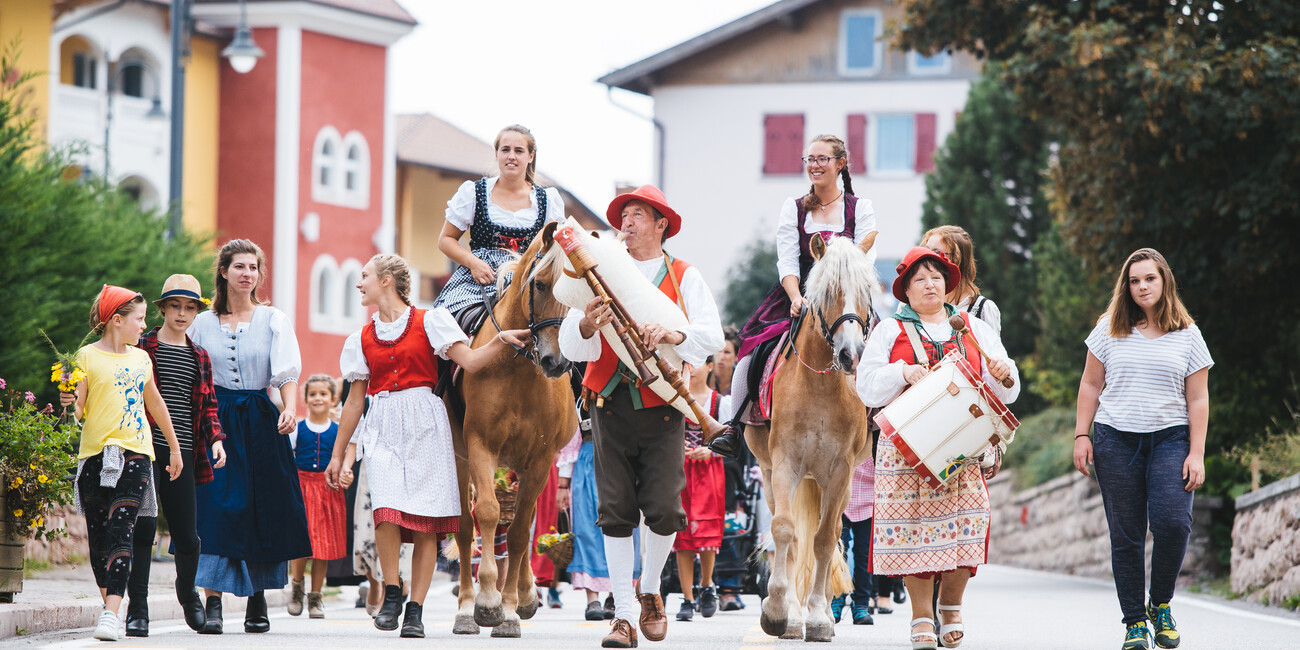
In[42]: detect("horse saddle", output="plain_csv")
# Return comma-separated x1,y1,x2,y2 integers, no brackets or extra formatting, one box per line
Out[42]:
742,331,790,426
433,301,494,398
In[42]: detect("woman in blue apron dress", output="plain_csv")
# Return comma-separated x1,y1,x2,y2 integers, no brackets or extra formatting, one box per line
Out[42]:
188,239,311,634
434,124,565,320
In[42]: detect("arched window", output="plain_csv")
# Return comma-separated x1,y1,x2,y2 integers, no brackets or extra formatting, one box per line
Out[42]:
59,35,101,89
308,254,341,334
340,259,364,324
311,126,343,205
339,132,370,209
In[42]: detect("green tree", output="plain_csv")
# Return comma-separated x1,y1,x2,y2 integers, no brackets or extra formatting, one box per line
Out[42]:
0,47,213,404
897,0,1300,447
721,236,779,328
920,66,1051,365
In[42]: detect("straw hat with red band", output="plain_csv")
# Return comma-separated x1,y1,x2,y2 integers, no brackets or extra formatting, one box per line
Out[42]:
97,284,143,324
892,246,962,303
606,185,681,239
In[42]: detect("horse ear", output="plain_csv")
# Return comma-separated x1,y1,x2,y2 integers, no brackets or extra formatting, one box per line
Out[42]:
859,230,878,255
540,221,559,248
810,233,827,261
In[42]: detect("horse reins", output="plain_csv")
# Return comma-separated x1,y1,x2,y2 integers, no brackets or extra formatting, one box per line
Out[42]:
480,250,566,365
786,303,867,374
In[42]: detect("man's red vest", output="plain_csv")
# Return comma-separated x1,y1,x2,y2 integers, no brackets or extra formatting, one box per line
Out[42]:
361,308,439,395
582,256,692,410
888,309,982,371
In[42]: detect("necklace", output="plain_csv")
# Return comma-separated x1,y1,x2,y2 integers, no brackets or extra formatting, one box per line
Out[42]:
817,190,843,211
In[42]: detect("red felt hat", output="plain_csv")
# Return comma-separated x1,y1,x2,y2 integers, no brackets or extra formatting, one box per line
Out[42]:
606,185,681,239
892,247,961,303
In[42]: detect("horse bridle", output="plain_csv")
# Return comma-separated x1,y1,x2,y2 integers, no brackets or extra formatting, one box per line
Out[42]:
483,249,567,365
787,302,868,374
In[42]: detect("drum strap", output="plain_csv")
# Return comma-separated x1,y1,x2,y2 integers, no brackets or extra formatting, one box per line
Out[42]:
901,321,929,367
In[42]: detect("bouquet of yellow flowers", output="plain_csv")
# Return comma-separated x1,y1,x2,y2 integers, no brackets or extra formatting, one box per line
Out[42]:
535,527,574,572
41,329,92,396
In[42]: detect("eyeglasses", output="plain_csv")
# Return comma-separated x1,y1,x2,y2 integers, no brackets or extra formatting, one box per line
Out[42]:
802,155,841,166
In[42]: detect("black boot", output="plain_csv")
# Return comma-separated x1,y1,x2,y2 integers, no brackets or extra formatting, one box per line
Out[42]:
199,596,223,634
374,585,403,631
244,590,270,633
173,544,206,631
707,425,742,458
124,596,149,637
400,602,424,638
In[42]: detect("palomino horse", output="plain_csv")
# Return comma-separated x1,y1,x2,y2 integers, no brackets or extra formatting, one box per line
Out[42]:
746,232,878,642
445,222,578,638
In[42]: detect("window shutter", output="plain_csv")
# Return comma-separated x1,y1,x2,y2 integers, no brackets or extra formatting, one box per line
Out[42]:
763,114,805,175
847,113,867,175
914,113,937,173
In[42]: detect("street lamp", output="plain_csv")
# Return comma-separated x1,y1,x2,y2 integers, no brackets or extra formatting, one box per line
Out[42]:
221,0,263,74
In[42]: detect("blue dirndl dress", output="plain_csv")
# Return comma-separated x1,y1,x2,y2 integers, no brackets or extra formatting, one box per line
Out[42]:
189,307,311,596
567,439,640,591
433,178,550,315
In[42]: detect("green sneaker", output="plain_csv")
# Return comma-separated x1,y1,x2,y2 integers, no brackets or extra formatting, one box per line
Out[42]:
1145,602,1180,648
1123,621,1152,650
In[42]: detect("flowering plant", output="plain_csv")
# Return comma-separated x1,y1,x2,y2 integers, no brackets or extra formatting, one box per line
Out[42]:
0,377,78,541
534,528,574,555
493,467,518,492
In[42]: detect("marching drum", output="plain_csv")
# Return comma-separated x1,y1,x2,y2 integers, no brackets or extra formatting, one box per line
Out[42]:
873,353,1020,488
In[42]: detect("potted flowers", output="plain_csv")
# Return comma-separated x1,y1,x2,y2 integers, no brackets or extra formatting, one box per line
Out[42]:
0,377,78,602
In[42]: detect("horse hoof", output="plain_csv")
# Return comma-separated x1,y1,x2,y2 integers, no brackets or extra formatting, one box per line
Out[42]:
760,612,787,637
453,614,480,635
474,604,504,628
780,625,804,640
490,620,521,638
804,622,833,642
516,598,539,620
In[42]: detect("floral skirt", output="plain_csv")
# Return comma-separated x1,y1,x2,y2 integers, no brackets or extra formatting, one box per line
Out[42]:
871,436,990,576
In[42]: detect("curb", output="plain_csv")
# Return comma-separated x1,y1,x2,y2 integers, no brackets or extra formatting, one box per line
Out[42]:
0,587,299,640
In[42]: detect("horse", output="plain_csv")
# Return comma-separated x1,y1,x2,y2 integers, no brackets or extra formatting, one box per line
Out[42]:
745,232,878,642
444,221,579,638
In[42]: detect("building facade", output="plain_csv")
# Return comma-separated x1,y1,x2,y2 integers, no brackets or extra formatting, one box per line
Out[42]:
598,0,981,302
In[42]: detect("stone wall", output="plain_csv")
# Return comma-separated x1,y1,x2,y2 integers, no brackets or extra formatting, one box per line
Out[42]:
24,506,86,565
988,470,1224,584
1231,473,1300,605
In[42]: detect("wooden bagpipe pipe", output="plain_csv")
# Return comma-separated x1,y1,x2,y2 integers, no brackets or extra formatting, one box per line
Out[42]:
550,219,727,439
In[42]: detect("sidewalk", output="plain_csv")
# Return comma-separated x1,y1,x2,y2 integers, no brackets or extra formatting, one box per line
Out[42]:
0,558,297,640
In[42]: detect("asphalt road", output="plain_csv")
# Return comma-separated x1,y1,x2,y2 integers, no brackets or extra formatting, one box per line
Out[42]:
7,565,1300,649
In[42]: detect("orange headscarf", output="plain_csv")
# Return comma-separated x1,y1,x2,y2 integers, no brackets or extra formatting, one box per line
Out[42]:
97,284,141,325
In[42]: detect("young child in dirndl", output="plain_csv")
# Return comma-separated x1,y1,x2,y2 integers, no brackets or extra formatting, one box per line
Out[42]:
287,374,347,618
324,254,533,638
673,357,731,622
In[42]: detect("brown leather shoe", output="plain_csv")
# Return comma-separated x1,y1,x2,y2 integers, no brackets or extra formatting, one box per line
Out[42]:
601,618,638,648
636,593,667,642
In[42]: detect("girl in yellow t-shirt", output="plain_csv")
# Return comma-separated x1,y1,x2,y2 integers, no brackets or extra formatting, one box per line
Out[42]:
61,285,183,642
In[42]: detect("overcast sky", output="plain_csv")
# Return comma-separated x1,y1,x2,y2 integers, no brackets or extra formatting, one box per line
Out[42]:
389,0,773,217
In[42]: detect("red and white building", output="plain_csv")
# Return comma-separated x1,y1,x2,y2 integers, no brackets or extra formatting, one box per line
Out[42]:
192,0,416,377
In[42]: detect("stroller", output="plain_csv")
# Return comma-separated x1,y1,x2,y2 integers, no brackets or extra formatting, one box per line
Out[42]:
659,444,769,602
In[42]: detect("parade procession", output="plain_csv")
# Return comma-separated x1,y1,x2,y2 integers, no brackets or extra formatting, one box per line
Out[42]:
3,1,1299,649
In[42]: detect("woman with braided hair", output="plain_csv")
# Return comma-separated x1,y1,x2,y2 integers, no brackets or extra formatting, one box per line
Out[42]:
709,134,879,456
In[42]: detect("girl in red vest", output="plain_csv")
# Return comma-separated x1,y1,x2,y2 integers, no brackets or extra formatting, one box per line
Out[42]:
855,247,1018,650
324,254,531,639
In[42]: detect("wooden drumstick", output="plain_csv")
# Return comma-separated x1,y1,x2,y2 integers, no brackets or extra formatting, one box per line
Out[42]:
949,314,1015,388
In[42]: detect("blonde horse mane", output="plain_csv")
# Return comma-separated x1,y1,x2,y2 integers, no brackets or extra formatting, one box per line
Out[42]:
493,236,567,298
803,236,878,316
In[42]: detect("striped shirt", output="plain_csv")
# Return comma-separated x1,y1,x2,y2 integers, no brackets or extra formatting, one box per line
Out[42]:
1085,316,1214,433
152,341,197,452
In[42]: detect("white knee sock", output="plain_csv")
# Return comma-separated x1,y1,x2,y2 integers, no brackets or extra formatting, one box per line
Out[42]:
729,356,752,414
603,534,638,622
638,529,677,597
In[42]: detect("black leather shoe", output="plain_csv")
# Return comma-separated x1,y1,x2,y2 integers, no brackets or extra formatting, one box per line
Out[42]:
180,590,206,631
243,591,270,633
199,596,223,634
124,597,149,637
400,602,424,638
374,585,403,631
707,427,741,458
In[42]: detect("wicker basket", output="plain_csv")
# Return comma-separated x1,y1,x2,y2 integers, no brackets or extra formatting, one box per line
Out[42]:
541,535,574,573
494,485,517,527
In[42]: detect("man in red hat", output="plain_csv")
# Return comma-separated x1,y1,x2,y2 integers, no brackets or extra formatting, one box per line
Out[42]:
559,185,724,648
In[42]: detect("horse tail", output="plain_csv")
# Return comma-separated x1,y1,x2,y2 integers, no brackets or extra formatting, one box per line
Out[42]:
790,478,854,602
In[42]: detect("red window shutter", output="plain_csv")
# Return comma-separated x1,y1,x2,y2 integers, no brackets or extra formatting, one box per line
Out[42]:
847,113,867,175
914,112,937,173
763,114,805,175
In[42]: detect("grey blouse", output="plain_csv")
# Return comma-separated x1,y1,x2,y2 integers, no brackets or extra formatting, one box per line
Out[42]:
188,305,302,390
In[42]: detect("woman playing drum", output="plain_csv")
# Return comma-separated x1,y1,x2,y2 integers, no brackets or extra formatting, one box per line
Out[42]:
854,247,1019,650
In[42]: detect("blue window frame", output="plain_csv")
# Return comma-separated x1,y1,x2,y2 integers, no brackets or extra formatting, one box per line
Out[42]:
876,115,915,173
840,10,883,76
